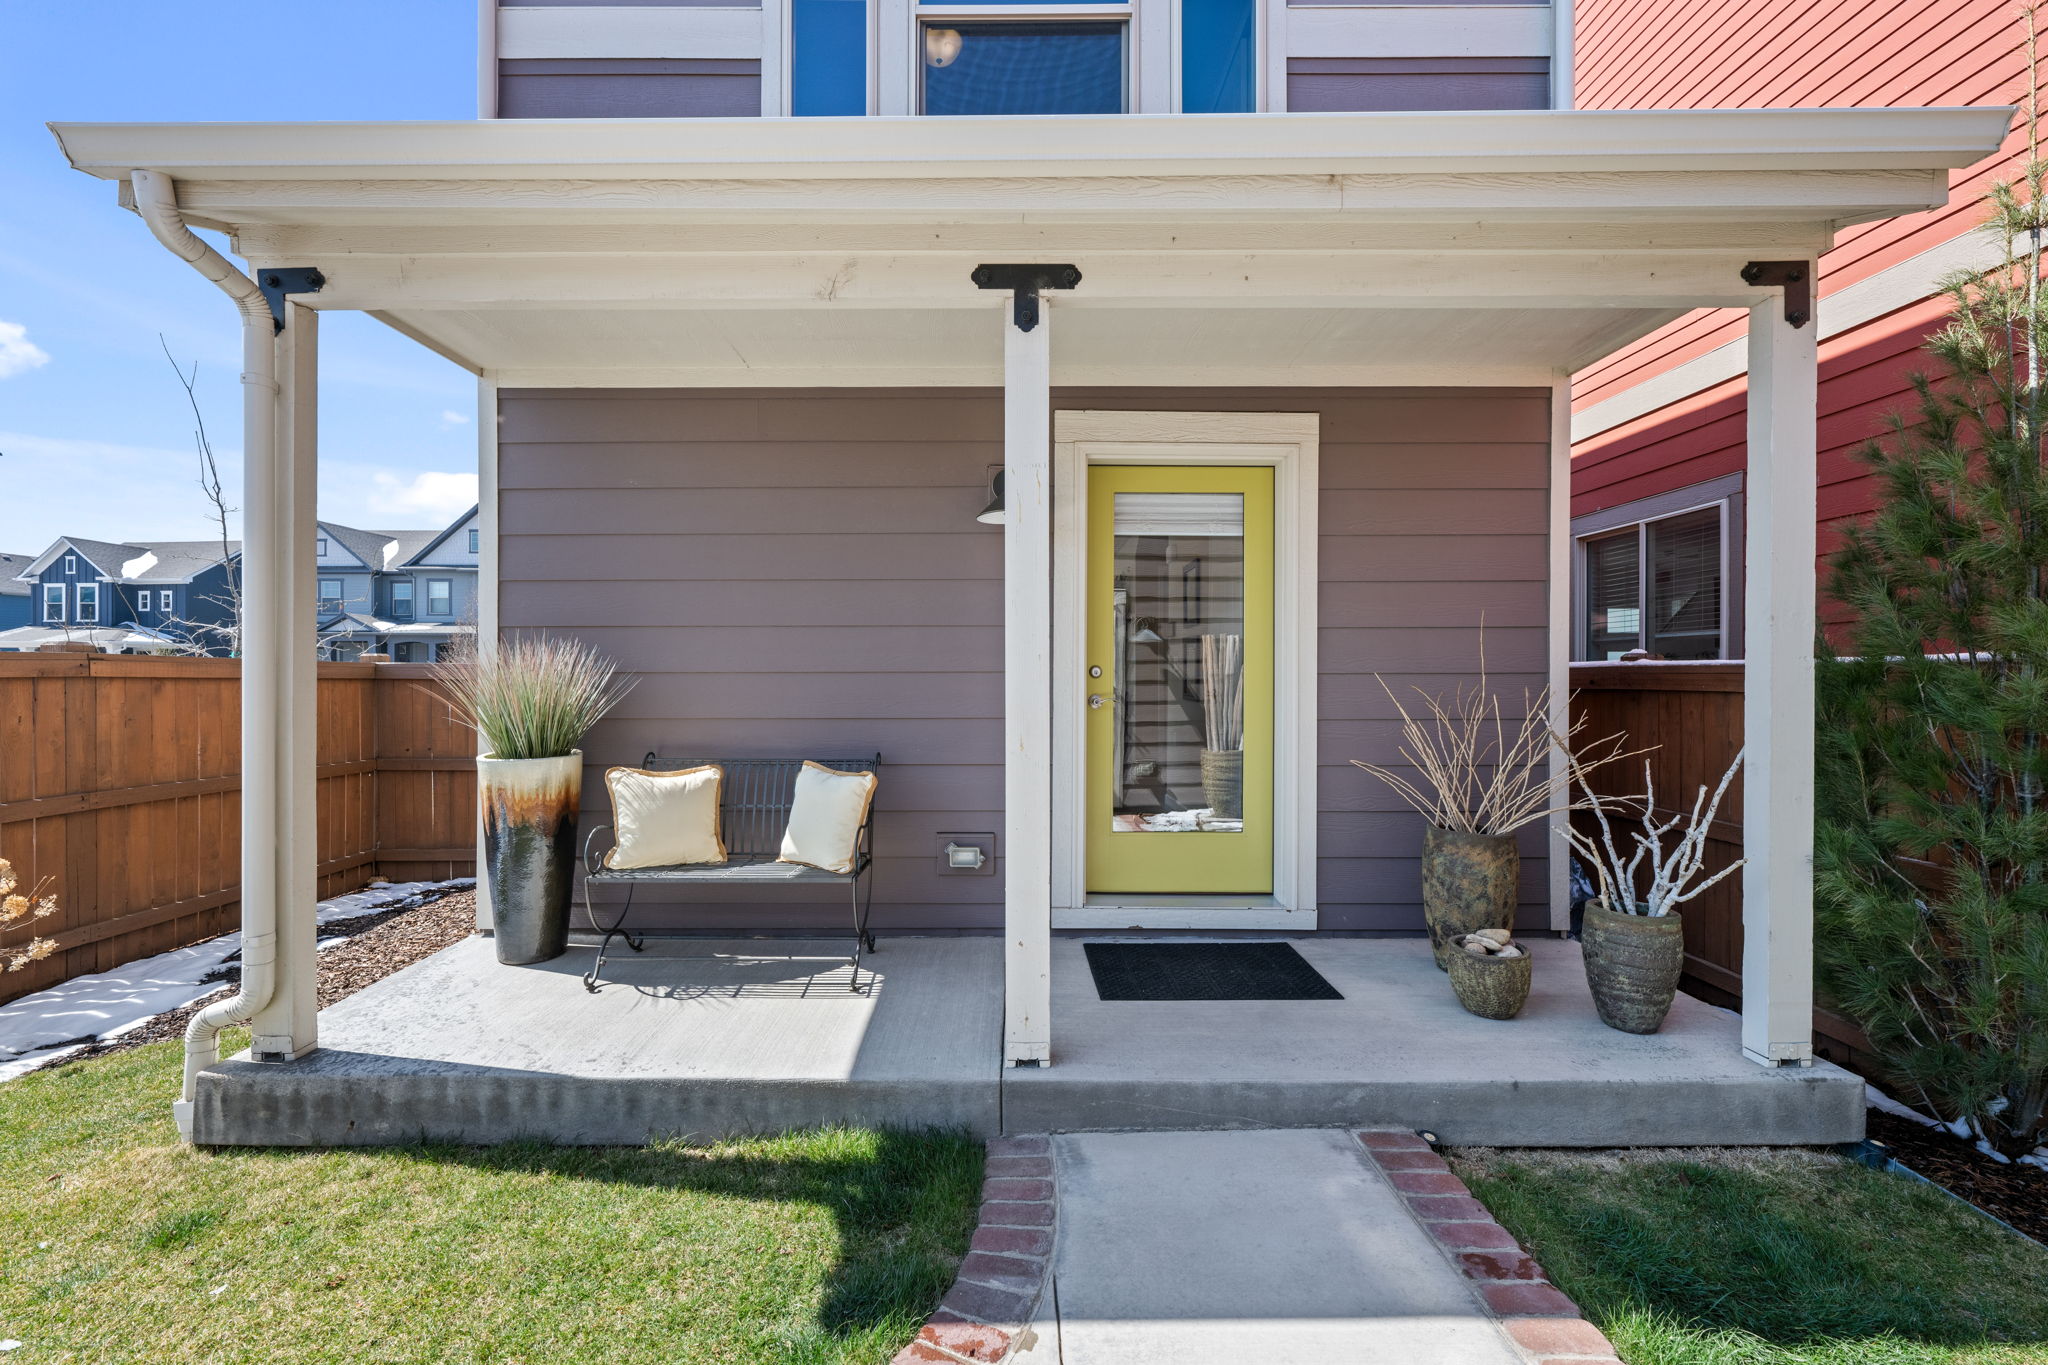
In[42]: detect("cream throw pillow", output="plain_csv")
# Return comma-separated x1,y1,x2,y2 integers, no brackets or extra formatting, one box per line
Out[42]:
604,764,726,869
778,761,878,875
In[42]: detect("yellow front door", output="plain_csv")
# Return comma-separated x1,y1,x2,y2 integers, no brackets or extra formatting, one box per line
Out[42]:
1086,465,1274,895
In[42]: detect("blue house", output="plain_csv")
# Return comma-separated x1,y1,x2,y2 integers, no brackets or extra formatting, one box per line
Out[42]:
3,536,241,654
0,552,32,631
316,506,479,662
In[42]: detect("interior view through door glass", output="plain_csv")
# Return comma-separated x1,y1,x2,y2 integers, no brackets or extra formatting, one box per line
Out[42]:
1111,491,1246,834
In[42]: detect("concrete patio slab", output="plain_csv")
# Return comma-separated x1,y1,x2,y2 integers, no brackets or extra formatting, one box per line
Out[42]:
1001,937,1863,1145
1049,1129,1525,1365
193,935,1002,1146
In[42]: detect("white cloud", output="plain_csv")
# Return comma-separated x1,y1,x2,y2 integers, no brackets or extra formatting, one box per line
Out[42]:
0,429,243,543
364,470,479,523
0,321,50,379
438,409,470,429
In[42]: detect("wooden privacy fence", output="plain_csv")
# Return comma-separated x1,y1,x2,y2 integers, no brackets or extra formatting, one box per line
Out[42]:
0,655,475,1008
1568,661,1870,1069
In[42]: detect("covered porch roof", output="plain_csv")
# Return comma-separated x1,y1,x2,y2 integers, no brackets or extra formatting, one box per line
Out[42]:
51,108,2009,388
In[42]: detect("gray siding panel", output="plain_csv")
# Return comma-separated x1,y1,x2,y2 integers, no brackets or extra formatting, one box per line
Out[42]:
499,59,761,118
1286,58,1550,113
499,386,1551,935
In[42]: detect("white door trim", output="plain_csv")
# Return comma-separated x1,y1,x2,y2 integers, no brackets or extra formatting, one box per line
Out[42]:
1051,409,1319,930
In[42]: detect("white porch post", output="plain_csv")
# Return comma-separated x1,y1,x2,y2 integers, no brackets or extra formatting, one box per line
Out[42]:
248,302,321,1060
1740,277,1818,1067
475,377,500,934
1003,298,1054,1066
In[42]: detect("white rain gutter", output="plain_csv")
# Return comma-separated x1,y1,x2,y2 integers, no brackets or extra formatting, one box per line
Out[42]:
130,169,281,1137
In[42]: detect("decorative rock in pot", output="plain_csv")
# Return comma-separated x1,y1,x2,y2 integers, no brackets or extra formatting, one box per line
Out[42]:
1578,900,1684,1033
1421,827,1519,970
1446,929,1532,1019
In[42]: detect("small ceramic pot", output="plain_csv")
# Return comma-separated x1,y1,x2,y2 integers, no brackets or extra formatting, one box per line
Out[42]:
1580,900,1684,1034
1445,936,1533,1020
1420,827,1519,969
478,750,582,965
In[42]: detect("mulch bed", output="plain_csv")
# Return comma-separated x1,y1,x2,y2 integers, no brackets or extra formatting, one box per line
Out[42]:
1864,1106,2048,1246
52,887,477,1069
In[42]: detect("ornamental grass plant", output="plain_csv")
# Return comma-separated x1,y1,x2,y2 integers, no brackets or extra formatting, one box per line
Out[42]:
427,635,634,761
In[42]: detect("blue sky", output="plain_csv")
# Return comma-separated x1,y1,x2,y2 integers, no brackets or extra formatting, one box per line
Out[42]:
0,3,481,547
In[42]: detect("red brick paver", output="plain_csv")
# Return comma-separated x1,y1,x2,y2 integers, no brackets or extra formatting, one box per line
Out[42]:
892,1135,1057,1365
1354,1130,1624,1365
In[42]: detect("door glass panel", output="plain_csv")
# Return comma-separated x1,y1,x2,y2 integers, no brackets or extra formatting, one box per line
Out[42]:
792,0,867,116
1110,492,1245,835
1182,0,1256,113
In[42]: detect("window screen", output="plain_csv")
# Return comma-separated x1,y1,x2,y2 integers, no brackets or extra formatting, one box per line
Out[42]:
922,21,1125,115
1647,508,1721,659
1583,531,1640,661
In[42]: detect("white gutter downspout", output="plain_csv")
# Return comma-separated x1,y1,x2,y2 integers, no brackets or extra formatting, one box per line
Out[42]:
130,169,283,1139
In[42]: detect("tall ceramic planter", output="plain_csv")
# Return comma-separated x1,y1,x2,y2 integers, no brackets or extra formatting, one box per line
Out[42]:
1420,827,1519,970
479,751,582,965
1580,900,1684,1033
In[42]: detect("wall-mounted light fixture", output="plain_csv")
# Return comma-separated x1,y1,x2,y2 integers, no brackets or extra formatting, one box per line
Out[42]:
925,26,963,68
943,841,986,870
976,470,1005,525
936,832,995,875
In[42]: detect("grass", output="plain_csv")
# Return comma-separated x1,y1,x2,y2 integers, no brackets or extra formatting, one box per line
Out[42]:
0,1030,983,1364
1451,1146,2048,1365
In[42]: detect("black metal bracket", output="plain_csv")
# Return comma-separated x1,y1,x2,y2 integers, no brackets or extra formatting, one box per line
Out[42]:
972,263,1082,333
257,267,327,334
1740,260,1812,328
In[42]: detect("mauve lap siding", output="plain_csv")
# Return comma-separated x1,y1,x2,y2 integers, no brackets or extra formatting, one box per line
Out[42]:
498,386,1551,936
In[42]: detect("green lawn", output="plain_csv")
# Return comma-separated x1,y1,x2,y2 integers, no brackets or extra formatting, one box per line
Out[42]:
1452,1146,2048,1365
0,1032,982,1364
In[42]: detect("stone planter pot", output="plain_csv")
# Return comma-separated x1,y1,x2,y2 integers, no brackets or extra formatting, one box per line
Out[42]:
1580,900,1684,1034
1420,827,1519,970
479,750,583,965
1446,936,1532,1020
1200,748,1244,819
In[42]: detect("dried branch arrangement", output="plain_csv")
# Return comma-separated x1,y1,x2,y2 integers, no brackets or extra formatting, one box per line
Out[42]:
1563,748,1746,917
1200,633,1244,752
1350,633,1640,837
0,858,58,972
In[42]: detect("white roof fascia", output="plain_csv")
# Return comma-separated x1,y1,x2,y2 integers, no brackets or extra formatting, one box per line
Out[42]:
51,108,2012,185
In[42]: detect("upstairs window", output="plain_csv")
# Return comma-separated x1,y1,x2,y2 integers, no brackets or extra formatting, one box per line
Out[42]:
427,579,453,616
63,555,76,576
389,581,414,620
1579,505,1726,661
318,578,344,609
1182,0,1255,112
921,18,1127,114
467,528,480,554
793,0,867,115
316,535,329,557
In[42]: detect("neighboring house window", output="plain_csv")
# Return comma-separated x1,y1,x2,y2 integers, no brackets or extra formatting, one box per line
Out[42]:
1182,0,1256,113
390,581,414,619
467,528,479,554
63,555,76,576
42,584,63,622
793,0,867,115
318,577,344,609
159,589,175,613
76,583,98,623
317,535,329,557
1577,503,1730,661
393,641,419,662
921,19,1127,114
426,578,452,616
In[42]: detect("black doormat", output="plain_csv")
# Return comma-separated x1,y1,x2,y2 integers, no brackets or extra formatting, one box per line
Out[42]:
1082,941,1344,1001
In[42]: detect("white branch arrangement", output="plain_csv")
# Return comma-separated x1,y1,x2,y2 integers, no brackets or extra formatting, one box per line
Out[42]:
1349,631,1645,837
1562,748,1746,917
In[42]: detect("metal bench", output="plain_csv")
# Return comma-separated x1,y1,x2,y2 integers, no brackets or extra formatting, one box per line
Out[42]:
579,754,880,993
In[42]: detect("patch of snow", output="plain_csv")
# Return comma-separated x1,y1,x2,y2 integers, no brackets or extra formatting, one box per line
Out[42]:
1865,1084,1943,1129
0,878,471,1079
119,551,158,579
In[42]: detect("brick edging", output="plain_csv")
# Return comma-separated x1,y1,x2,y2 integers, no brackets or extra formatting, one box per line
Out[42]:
893,1135,1057,1365
1355,1131,1625,1365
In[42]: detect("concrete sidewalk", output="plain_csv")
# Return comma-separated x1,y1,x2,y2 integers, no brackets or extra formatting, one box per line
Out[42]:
1038,1129,1528,1365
